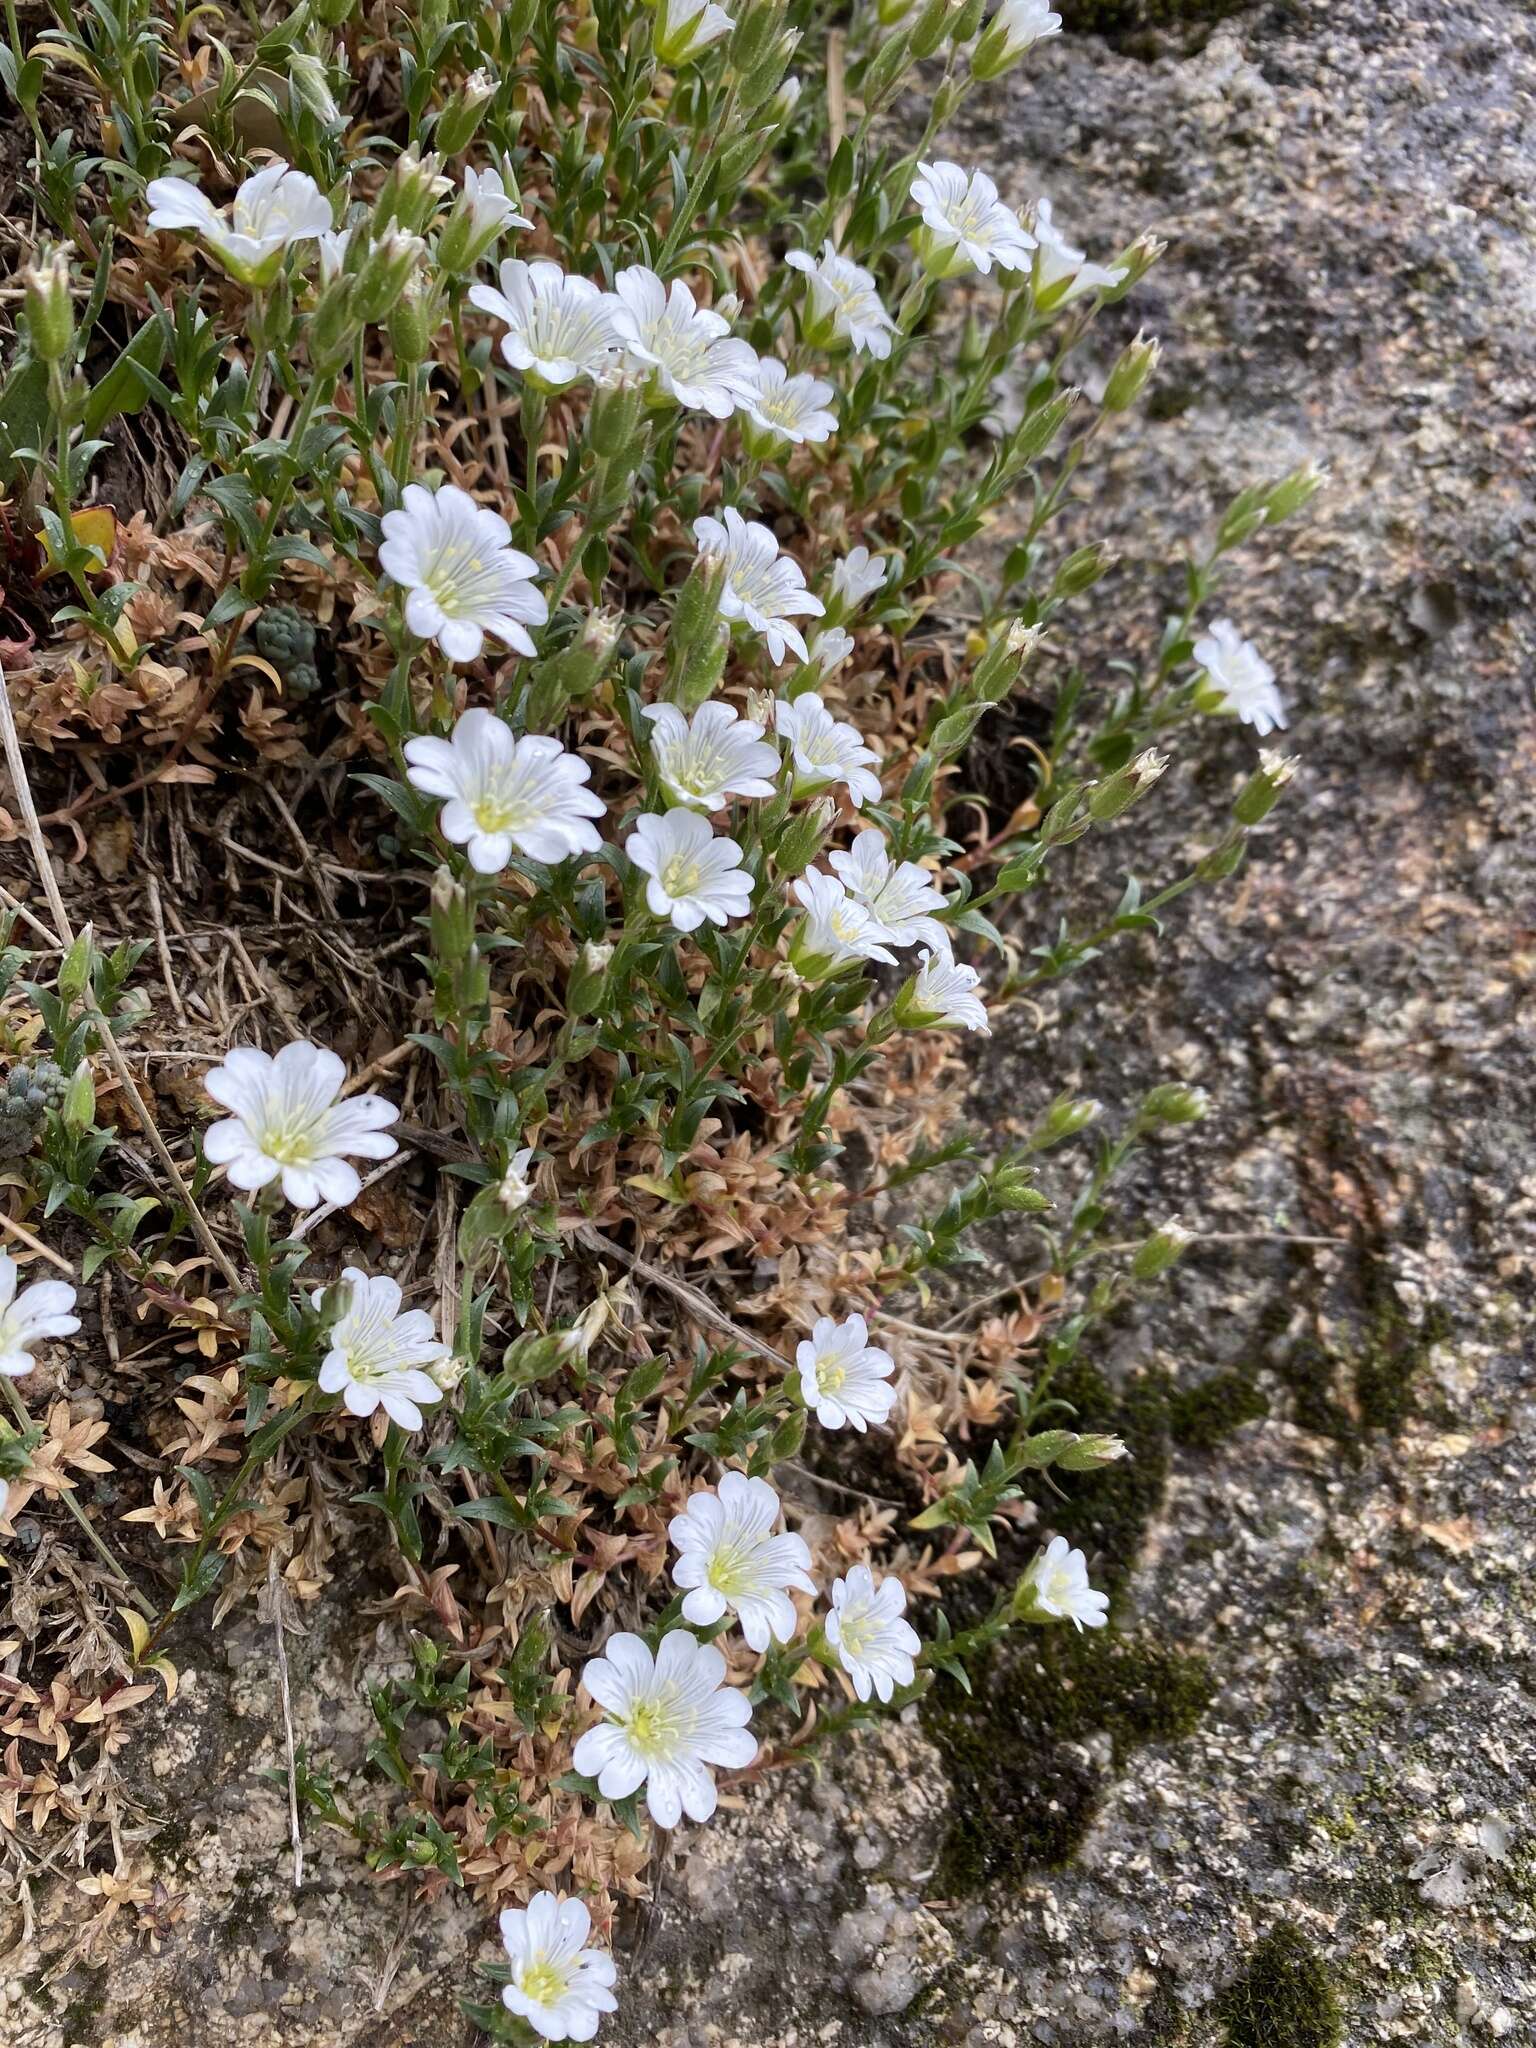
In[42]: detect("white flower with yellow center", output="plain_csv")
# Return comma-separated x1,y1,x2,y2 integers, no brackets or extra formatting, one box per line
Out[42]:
0,1256,79,1378
499,1892,618,2043
378,483,548,664
902,948,990,1033
740,357,838,453
774,692,882,808
795,1312,897,1431
145,161,334,287
641,700,780,810
668,1471,815,1652
572,1628,757,1828
403,711,606,873
828,828,950,953
1018,1534,1110,1630
626,809,753,931
203,1042,399,1211
784,242,897,360
313,1268,449,1433
611,267,759,418
910,160,1037,278
789,868,896,973
1193,616,1287,737
692,509,825,666
826,1564,920,1703
469,258,625,390
1028,195,1129,307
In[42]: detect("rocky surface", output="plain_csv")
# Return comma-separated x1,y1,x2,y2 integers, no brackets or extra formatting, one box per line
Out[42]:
7,1,1535,2042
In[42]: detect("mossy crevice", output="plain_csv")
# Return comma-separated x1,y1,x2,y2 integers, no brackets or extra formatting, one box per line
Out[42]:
922,1361,1212,1892
1217,1922,1343,2048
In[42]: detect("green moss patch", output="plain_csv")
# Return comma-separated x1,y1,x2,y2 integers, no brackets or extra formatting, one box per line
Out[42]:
1217,1923,1343,2048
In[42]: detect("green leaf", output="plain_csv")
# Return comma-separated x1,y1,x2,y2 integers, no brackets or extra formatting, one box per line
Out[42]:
81,314,171,437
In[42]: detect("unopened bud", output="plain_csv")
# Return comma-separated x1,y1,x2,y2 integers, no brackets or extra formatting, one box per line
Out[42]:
1040,782,1093,847
989,1163,1050,1214
289,51,342,126
1056,1432,1129,1471
377,150,449,234
1051,541,1116,601
1103,232,1166,299
1233,749,1298,826
1131,1217,1194,1281
1102,330,1162,413
566,938,613,1016
1195,825,1247,883
772,796,835,878
354,230,425,323
24,246,74,365
1031,1094,1101,1149
435,68,495,157
1088,748,1167,821
61,1063,96,1132
387,274,438,365
908,0,955,60
58,927,94,1002
429,865,477,963
1263,458,1327,526
1139,1083,1208,1126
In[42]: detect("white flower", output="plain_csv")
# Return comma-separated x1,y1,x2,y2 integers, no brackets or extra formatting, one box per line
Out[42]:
468,258,625,390
0,1256,79,1378
378,482,548,663
626,809,753,931
829,546,889,613
910,161,1036,278
461,164,530,238
826,1564,920,1703
774,692,882,808
1193,617,1287,737
611,268,759,418
828,828,950,952
904,948,989,1032
790,868,897,971
795,1312,897,1430
571,1628,757,1828
316,226,352,283
692,508,824,666
313,1269,449,1432
403,711,606,873
1028,196,1129,306
973,0,1062,77
498,1145,536,1212
641,700,780,809
669,1471,815,1652
499,1893,618,2044
810,627,854,676
785,242,897,360
145,161,334,286
740,357,838,448
1019,1534,1110,1631
203,1042,399,1211
654,0,735,65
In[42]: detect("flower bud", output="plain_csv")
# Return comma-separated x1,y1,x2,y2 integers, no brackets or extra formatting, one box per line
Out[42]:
1131,1217,1194,1281
1055,1432,1128,1471
771,796,835,878
1039,782,1092,847
353,230,425,323
289,51,342,127
589,376,647,456
387,274,439,366
1051,540,1116,601
1102,232,1166,300
1195,826,1247,884
434,68,495,157
729,0,787,76
1088,748,1167,822
58,927,94,1002
861,29,914,108
908,0,955,60
1139,1082,1208,1126
23,246,74,366
1031,1093,1101,1149
377,150,449,234
1102,330,1162,413
61,1063,96,1132
1262,458,1328,526
566,938,614,1017
429,865,477,965
988,1163,1050,1213
951,0,988,41
1233,749,1298,826
309,273,358,365
764,75,801,129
